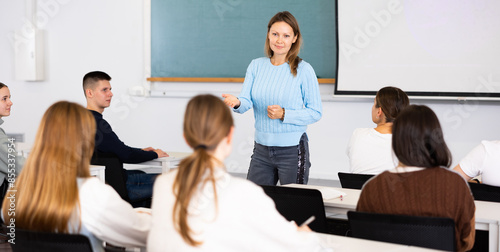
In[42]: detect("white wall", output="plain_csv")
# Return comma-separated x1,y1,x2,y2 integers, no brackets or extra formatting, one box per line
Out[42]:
1,0,499,180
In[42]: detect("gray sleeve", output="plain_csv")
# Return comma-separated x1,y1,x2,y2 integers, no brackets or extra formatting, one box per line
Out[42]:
0,128,25,181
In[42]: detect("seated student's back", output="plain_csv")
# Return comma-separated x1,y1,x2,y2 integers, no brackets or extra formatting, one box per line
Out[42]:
347,128,396,174
454,140,500,186
2,101,151,251
148,95,326,252
347,86,409,174
150,170,323,251
357,105,475,252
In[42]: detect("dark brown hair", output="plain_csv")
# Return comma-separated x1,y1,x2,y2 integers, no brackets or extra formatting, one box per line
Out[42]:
265,11,302,76
375,86,409,123
0,82,7,89
82,71,111,97
392,105,452,168
172,94,234,246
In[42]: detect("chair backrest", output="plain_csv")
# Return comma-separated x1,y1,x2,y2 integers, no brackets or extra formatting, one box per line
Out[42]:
91,151,153,208
91,151,129,201
10,228,93,252
260,185,328,233
347,211,456,251
468,182,500,203
338,172,374,189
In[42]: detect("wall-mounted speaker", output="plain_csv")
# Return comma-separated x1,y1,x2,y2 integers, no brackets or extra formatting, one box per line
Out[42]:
14,28,44,81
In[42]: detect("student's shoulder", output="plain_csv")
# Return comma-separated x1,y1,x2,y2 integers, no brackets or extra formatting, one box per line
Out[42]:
226,175,267,197
481,140,500,150
79,176,104,188
434,168,474,201
155,170,177,186
88,109,101,117
349,128,374,141
363,171,389,187
352,128,373,135
78,177,117,200
435,167,469,185
88,110,106,123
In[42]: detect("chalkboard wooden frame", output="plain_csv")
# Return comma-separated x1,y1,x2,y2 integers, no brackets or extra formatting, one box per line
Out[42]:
150,0,338,84
147,77,335,83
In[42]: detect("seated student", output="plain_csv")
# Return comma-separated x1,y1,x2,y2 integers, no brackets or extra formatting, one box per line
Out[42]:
453,140,500,186
356,105,475,252
346,86,409,174
148,95,326,252
83,71,168,203
0,82,25,206
1,101,150,251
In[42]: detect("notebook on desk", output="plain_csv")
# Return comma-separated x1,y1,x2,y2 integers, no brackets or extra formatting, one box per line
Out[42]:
284,184,346,200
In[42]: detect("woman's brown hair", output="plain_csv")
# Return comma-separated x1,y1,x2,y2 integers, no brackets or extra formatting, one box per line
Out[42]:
172,94,234,246
375,86,409,123
392,105,452,168
2,101,95,233
265,11,303,76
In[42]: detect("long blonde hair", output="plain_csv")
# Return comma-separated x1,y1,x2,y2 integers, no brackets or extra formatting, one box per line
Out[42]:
265,11,303,76
2,101,96,233
172,94,233,246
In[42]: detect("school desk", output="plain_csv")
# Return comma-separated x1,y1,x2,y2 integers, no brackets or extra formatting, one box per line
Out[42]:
285,184,500,252
123,152,190,174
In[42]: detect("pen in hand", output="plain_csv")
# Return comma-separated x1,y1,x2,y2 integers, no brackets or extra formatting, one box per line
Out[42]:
299,216,316,227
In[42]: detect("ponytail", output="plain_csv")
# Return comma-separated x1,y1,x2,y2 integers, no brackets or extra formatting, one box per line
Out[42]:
171,94,233,246
172,148,218,246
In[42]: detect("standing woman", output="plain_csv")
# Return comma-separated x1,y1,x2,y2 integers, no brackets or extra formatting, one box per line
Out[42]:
346,86,409,174
148,95,325,251
222,11,322,186
2,101,151,251
0,82,25,207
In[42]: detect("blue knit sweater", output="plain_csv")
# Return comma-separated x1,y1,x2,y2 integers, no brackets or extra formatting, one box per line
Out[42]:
234,57,322,147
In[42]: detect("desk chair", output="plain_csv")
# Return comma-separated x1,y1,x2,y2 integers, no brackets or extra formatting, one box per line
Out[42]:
260,185,328,233
91,151,151,208
467,183,500,251
468,182,500,203
10,228,93,252
338,172,374,190
347,211,455,251
0,179,8,240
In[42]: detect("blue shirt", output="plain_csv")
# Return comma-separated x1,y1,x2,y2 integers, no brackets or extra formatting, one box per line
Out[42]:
234,57,322,147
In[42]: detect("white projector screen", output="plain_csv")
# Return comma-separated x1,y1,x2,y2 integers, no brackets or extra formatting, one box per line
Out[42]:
336,0,500,98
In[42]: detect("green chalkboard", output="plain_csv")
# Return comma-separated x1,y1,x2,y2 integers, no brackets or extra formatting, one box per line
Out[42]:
151,0,337,79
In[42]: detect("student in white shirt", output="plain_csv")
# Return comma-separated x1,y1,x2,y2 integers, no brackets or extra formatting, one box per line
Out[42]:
453,140,500,186
346,86,409,174
148,94,326,252
2,101,150,252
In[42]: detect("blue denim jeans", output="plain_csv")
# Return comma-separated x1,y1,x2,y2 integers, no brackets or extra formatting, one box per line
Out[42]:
125,170,158,201
247,133,310,186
